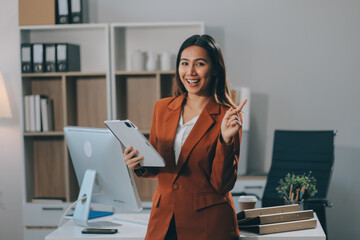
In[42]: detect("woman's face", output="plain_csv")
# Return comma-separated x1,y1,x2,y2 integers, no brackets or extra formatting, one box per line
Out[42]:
178,46,213,97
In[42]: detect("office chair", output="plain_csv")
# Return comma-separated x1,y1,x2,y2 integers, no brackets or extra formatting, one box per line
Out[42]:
262,130,336,236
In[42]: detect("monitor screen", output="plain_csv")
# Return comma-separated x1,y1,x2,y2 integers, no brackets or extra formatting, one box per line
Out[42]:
64,126,142,227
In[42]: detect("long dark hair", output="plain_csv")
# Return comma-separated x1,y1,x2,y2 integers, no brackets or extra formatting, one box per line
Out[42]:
172,34,235,108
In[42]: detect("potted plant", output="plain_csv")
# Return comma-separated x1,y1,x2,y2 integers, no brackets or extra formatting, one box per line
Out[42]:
276,171,317,208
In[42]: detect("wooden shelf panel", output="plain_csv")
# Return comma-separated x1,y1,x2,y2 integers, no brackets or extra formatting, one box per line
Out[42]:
24,131,64,137
30,136,66,199
134,177,158,202
22,73,64,78
19,23,108,31
22,72,106,78
66,75,108,128
63,72,106,77
115,75,158,131
114,73,174,132
142,130,150,135
115,70,175,75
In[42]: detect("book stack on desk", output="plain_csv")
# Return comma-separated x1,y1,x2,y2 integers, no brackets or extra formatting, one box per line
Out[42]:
237,204,317,235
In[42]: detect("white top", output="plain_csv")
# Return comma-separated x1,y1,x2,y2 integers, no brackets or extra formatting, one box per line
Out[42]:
174,113,199,164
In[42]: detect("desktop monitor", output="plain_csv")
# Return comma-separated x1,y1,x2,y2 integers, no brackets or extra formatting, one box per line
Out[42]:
64,126,142,227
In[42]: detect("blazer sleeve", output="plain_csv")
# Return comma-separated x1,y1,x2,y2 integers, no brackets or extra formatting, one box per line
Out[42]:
134,101,160,178
209,115,242,195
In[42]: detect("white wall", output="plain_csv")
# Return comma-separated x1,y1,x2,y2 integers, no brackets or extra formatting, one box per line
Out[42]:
0,0,359,239
90,1,360,239
0,0,23,239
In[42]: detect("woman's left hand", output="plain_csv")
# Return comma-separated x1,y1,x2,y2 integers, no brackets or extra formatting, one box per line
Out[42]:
221,99,247,144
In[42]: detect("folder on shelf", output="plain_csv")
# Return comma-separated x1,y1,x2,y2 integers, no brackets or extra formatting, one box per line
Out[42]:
56,43,81,72
238,210,314,225
21,43,33,73
41,98,54,132
70,0,88,23
56,0,70,24
45,44,57,72
237,204,300,221
32,44,45,73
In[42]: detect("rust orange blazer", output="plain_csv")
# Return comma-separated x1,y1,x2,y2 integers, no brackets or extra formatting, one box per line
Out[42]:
139,94,241,240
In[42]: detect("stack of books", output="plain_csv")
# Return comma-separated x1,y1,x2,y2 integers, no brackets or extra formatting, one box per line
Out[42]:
237,204,316,235
24,95,54,132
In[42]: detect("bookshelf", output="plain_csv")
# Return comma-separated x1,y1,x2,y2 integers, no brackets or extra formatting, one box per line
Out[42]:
20,22,204,240
20,23,110,203
20,24,110,240
22,71,108,202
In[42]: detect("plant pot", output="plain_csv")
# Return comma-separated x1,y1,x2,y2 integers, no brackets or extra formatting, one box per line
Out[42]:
284,200,304,210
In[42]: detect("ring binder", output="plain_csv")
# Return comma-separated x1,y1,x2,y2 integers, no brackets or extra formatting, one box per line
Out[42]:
56,43,80,72
21,43,33,73
56,0,70,24
70,0,88,24
45,44,57,72
32,44,45,73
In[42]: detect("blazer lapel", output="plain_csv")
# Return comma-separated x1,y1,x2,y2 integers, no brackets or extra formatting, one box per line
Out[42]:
163,95,184,169
172,97,220,183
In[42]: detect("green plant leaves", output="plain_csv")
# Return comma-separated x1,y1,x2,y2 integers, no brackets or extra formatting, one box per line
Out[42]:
276,171,317,200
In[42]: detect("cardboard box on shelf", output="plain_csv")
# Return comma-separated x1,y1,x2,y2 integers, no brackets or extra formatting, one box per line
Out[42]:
19,0,55,26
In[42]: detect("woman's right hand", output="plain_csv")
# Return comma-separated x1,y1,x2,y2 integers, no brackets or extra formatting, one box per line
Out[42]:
123,146,143,169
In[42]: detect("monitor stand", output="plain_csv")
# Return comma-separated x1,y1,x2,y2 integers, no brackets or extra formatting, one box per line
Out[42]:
73,169,121,228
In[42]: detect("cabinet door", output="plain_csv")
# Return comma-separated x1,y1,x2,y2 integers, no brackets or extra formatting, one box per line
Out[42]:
23,203,71,226
65,74,108,128
24,228,55,240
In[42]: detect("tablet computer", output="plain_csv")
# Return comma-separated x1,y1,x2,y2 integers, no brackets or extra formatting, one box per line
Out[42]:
104,120,165,167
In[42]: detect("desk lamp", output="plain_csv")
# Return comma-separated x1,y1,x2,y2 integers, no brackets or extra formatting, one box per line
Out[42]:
0,72,12,118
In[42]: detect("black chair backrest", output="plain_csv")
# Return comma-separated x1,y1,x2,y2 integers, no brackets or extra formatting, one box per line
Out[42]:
262,130,336,207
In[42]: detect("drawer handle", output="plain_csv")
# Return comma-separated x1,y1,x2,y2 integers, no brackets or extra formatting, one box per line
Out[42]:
42,207,64,211
244,186,263,189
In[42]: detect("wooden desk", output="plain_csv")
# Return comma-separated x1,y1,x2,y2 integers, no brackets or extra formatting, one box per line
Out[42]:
45,213,325,240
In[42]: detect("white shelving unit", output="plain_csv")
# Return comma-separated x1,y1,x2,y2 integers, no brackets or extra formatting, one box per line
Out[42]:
20,22,204,240
20,23,111,240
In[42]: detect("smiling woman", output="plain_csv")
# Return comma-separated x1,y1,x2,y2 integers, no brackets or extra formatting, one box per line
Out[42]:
123,34,247,240
178,45,213,97
172,35,234,110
